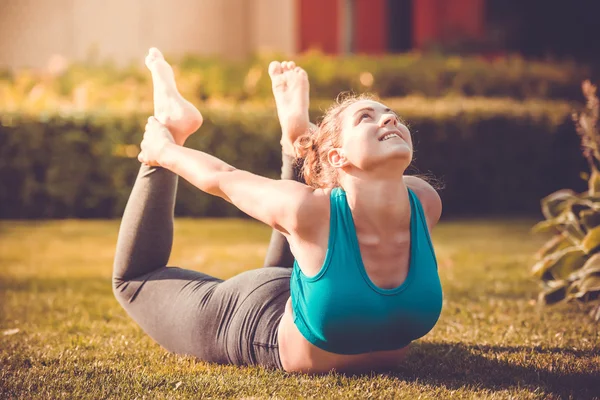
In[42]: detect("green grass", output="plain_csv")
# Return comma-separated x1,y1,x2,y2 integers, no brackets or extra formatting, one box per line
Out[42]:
1,219,599,399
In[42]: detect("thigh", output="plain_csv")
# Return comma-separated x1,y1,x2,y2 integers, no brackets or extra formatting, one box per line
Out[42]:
114,266,227,362
219,267,292,368
114,265,292,367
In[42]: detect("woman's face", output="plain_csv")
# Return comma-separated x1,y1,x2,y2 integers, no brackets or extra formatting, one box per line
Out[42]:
332,100,413,173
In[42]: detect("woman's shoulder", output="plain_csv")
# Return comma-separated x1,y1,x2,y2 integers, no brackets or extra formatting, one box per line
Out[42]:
293,187,332,237
404,176,442,229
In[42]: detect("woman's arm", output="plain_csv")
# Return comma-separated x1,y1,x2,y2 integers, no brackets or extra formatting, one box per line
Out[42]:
403,175,442,229
139,116,318,234
159,143,316,235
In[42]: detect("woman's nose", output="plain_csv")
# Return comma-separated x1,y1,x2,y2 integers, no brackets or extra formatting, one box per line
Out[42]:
380,114,398,127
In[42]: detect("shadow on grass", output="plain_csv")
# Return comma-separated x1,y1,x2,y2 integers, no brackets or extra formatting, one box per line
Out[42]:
361,342,600,398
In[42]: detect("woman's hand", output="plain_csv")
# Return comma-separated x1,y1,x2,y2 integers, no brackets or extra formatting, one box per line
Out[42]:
138,116,176,167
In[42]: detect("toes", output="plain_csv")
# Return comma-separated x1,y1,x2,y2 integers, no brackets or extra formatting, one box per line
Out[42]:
281,61,296,71
145,47,164,68
148,47,164,61
294,66,307,77
268,61,283,77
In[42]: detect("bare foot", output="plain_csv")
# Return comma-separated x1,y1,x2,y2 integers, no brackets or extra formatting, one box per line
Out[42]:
269,61,310,156
145,48,203,145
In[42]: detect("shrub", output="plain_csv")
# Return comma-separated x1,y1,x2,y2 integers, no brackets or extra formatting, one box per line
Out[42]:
532,81,600,321
0,53,591,116
0,97,587,219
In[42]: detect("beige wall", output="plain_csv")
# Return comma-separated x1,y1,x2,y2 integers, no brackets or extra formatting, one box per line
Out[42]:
251,0,296,54
0,0,297,69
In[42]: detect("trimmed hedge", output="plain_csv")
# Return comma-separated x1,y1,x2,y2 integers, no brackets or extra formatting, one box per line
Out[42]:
0,98,588,219
0,53,592,117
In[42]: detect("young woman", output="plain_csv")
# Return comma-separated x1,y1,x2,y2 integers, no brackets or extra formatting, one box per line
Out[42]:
113,48,443,374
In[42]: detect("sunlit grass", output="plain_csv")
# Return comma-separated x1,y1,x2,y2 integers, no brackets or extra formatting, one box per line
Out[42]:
1,219,599,399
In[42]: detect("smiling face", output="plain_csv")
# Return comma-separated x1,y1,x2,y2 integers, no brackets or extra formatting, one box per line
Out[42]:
328,100,413,175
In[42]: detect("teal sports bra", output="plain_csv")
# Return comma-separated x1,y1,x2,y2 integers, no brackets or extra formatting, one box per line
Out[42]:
290,187,443,355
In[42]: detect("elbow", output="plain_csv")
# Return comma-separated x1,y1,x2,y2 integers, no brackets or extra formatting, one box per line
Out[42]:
208,167,238,199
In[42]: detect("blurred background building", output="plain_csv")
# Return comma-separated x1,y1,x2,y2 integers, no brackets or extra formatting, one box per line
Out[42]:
0,0,484,69
0,0,297,68
1,0,599,69
0,0,598,220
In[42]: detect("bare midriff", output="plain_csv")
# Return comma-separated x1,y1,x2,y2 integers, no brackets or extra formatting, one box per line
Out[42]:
276,297,409,374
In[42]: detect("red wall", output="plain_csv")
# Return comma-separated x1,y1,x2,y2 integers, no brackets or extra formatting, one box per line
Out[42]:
298,0,485,54
298,0,339,53
354,0,387,54
413,0,440,48
413,0,485,48
446,0,485,38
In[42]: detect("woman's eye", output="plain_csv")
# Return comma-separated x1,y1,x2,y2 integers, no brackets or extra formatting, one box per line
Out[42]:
360,113,370,120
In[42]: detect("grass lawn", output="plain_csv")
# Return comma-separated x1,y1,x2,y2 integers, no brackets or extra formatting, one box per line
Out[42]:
1,219,599,399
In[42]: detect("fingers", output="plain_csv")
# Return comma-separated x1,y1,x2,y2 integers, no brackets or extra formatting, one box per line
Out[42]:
143,116,170,142
137,148,150,165
138,118,154,164
138,138,148,164
139,116,173,167
145,116,159,131
137,149,159,167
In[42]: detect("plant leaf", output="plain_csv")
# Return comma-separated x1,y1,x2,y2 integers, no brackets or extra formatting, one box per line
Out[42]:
570,274,600,301
539,280,569,305
589,169,600,196
540,189,577,220
532,208,586,242
590,304,600,321
561,210,587,242
531,219,562,234
579,209,600,230
568,253,600,281
532,247,586,280
534,233,571,261
581,226,600,254
579,273,600,292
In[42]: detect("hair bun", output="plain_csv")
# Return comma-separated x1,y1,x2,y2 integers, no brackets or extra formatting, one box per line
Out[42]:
294,133,314,158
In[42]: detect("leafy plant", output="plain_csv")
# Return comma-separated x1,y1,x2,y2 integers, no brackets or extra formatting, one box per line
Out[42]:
532,80,600,320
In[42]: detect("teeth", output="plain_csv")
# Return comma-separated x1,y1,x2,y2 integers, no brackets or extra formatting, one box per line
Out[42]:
381,133,399,141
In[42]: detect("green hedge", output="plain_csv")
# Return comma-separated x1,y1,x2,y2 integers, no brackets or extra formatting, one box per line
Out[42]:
0,53,591,116
0,99,588,219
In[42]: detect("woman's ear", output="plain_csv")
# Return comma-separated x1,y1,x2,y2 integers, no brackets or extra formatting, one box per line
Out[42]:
327,148,349,168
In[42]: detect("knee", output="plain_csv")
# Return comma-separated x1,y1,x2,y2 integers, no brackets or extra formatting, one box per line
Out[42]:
112,276,126,303
112,273,135,307
111,258,140,304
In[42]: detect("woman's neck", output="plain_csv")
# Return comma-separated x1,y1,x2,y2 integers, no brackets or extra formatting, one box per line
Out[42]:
340,176,410,239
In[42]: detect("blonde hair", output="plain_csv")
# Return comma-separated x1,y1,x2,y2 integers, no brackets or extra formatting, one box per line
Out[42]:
295,94,443,191
295,93,375,189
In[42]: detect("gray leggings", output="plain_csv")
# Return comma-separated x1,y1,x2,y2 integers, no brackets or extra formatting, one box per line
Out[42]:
112,153,303,369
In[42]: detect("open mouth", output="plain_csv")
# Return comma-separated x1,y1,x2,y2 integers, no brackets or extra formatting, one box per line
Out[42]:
378,131,401,141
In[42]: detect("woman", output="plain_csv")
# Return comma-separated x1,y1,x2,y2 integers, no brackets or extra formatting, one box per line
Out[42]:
113,48,443,374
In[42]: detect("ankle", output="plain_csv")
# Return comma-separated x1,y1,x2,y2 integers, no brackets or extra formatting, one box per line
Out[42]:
281,139,297,158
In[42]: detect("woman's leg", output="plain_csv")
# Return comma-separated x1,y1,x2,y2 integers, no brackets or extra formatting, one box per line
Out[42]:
262,153,304,268
112,164,227,361
112,49,290,368
262,61,310,268
113,164,290,368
